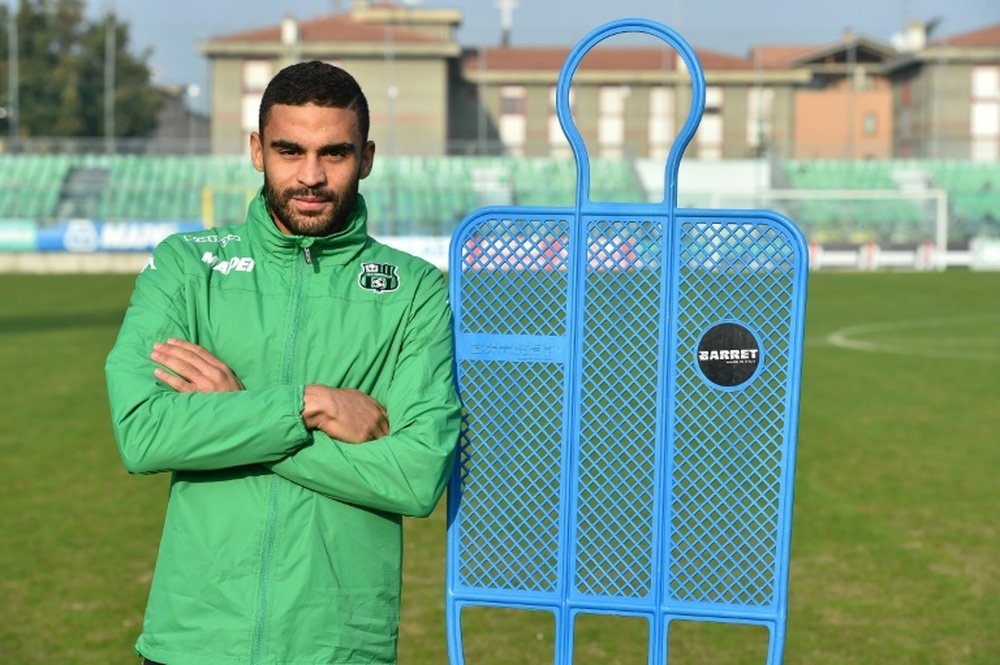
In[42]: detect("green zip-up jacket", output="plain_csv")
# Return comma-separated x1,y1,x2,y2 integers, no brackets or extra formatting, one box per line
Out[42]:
105,192,461,665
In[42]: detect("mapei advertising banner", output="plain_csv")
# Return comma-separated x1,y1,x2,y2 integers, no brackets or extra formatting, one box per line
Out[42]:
0,219,204,252
0,220,36,250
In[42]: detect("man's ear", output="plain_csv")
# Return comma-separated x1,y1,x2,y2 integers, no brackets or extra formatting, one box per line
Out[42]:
359,140,375,180
250,131,264,173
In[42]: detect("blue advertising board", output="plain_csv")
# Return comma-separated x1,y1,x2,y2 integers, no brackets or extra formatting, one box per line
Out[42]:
0,219,204,252
0,220,37,250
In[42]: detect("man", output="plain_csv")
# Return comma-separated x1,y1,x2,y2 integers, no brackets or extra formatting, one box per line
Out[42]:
105,61,461,665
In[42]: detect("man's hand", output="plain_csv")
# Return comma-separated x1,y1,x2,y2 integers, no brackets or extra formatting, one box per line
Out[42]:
302,385,389,444
151,338,244,393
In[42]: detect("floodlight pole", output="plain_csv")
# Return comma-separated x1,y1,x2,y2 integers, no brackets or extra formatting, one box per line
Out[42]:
846,32,855,160
104,7,116,153
476,46,486,155
6,3,19,146
384,17,397,232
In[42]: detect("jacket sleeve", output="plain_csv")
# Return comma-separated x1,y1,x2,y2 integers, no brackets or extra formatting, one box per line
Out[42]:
264,269,461,518
105,237,310,475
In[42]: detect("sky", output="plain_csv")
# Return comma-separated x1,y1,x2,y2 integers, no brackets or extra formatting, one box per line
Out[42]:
83,0,999,112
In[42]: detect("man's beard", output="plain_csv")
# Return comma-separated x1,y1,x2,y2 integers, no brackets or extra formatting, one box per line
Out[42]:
263,174,359,237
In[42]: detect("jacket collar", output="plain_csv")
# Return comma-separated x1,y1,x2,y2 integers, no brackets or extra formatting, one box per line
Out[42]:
246,189,370,266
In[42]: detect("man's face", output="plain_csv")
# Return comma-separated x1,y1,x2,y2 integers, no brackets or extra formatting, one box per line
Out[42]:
250,103,375,236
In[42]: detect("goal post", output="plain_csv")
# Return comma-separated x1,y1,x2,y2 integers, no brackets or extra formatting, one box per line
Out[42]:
201,186,258,228
697,188,950,271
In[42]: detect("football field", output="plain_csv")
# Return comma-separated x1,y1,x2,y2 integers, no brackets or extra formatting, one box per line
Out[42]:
0,270,997,664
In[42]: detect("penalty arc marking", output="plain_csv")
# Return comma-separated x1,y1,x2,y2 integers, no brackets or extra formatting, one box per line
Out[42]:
826,315,1000,362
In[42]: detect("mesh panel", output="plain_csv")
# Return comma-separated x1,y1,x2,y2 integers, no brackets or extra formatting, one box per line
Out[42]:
669,220,797,607
455,215,573,594
574,219,664,599
451,212,804,616
459,217,570,336
457,359,564,593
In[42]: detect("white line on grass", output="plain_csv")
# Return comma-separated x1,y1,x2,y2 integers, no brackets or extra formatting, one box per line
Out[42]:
826,315,1000,362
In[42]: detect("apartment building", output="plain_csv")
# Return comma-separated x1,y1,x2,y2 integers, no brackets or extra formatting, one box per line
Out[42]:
198,2,999,160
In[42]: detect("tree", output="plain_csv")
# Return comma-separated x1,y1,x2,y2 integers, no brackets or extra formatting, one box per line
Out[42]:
0,0,162,139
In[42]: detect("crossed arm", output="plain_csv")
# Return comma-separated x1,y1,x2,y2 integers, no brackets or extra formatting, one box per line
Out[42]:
151,337,389,444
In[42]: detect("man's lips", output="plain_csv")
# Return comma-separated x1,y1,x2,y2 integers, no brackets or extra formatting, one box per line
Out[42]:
292,196,331,212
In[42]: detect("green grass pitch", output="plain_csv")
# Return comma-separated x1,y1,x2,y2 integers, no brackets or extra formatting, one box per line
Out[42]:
0,270,997,664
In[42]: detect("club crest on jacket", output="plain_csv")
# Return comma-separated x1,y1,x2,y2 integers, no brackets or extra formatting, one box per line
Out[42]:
358,262,400,293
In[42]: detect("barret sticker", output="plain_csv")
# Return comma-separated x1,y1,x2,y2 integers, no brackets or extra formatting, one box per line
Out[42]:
697,322,761,387
358,262,400,293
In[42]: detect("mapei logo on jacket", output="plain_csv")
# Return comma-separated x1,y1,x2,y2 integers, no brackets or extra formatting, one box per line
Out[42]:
202,251,255,275
358,262,399,293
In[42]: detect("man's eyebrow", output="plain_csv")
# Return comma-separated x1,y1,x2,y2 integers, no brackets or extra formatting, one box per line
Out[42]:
269,139,302,152
318,142,356,156
267,140,355,156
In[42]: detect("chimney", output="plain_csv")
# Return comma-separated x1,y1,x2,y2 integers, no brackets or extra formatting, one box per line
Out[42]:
496,0,517,47
905,20,927,51
281,15,298,46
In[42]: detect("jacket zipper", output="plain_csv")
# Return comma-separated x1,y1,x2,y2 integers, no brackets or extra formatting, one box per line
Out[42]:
249,241,312,664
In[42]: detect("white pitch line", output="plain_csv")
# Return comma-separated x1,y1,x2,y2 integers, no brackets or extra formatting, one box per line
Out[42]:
826,316,1000,362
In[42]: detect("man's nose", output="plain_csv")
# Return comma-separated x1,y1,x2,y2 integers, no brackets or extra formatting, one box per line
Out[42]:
297,155,326,188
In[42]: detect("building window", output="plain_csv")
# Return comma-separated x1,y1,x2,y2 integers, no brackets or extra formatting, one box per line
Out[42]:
649,87,674,161
500,86,526,115
242,97,261,134
863,111,877,136
698,86,724,159
971,66,1000,161
241,60,273,138
971,66,999,98
243,60,273,92
499,86,527,156
598,86,628,159
746,87,773,154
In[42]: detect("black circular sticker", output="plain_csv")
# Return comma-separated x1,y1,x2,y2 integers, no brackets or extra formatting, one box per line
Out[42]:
697,323,761,387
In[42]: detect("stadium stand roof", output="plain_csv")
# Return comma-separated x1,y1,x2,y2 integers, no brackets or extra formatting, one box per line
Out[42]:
932,23,1000,48
210,12,445,46
463,45,758,72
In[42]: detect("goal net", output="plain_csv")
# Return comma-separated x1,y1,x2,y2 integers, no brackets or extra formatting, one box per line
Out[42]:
684,188,949,270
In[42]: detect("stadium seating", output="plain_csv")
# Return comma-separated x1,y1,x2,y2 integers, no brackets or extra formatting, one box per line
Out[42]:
363,155,645,234
0,153,994,243
779,158,1000,245
0,154,73,218
922,160,1000,238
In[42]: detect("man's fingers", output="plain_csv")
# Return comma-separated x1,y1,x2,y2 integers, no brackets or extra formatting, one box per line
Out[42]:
165,338,222,366
159,338,229,371
152,353,214,390
151,346,205,381
376,413,390,437
302,385,390,443
151,339,243,392
153,367,195,393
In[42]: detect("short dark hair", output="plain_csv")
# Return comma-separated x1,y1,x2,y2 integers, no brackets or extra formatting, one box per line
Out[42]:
258,60,370,142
